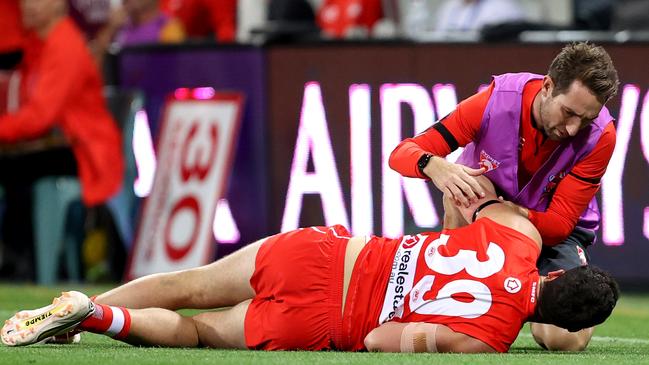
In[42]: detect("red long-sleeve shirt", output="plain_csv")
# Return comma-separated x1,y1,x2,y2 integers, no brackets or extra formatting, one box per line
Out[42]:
0,0,24,53
168,0,236,42
389,79,616,245
0,18,123,206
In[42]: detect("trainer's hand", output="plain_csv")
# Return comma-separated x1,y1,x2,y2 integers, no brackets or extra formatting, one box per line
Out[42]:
423,156,486,207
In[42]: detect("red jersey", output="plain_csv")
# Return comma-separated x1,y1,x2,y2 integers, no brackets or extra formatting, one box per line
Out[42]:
342,218,540,352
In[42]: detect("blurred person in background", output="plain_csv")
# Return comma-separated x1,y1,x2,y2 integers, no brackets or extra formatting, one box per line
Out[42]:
92,0,185,69
0,0,123,280
0,0,26,70
317,0,383,38
115,0,185,45
573,0,613,31
610,0,649,31
67,0,112,40
252,0,320,43
0,0,25,111
0,0,25,278
66,0,114,64
161,0,236,43
434,0,526,32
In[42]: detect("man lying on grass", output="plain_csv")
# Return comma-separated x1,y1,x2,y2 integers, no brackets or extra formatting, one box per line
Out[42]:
2,176,619,352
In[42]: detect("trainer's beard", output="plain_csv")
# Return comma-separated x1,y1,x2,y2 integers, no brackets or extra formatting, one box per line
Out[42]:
537,99,553,139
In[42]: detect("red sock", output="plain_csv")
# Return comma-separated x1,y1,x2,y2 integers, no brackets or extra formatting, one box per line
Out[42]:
80,303,132,340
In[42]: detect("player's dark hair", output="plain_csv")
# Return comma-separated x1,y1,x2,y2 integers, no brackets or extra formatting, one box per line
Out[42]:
537,265,619,332
548,42,619,104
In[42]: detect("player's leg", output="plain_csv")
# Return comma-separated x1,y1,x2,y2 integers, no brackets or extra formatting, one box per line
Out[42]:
41,238,265,344
95,238,265,310
1,290,247,348
187,226,352,350
99,298,249,348
106,302,248,348
530,228,594,351
106,307,200,347
191,300,250,349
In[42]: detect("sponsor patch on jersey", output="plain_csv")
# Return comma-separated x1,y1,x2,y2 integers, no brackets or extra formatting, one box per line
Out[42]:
543,171,567,195
425,243,436,258
504,277,522,294
479,150,501,172
576,246,588,265
402,235,419,249
377,234,427,324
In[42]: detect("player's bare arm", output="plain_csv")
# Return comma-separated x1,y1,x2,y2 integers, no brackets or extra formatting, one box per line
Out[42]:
364,321,496,353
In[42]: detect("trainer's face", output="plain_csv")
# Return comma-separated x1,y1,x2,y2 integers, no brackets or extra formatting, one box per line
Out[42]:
537,77,603,141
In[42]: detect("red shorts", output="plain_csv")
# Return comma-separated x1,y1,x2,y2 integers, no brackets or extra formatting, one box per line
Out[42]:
244,225,350,350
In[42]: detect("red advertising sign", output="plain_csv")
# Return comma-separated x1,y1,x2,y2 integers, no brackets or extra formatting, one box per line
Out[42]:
127,91,244,279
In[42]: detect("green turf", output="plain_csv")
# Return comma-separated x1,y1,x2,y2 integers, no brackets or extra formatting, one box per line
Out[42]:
0,284,647,365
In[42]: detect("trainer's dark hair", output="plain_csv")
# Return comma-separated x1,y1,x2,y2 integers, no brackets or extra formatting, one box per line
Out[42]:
537,266,619,332
548,42,619,104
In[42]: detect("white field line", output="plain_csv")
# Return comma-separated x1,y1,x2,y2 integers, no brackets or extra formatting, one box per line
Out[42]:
519,333,649,344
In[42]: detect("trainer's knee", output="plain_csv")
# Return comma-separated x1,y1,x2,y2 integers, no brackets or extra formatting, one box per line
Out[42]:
530,323,593,351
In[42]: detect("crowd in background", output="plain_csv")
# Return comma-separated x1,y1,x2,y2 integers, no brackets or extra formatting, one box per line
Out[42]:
0,0,647,284
5,1,649,61
3,0,649,74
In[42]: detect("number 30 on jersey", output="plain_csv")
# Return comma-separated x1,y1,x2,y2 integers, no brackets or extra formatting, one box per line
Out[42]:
409,234,505,319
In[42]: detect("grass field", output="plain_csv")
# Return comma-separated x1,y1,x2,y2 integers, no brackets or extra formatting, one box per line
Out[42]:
1,284,648,365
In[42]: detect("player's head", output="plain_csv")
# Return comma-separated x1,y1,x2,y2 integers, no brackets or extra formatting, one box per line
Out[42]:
536,265,619,332
537,42,619,141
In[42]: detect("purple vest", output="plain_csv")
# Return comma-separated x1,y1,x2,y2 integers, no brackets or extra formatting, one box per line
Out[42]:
456,72,613,232
115,14,170,47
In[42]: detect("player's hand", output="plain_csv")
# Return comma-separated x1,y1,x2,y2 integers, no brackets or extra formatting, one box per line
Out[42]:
497,196,529,218
423,156,486,207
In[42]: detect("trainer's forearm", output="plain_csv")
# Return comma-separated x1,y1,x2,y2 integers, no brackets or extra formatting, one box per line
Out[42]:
389,140,429,178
